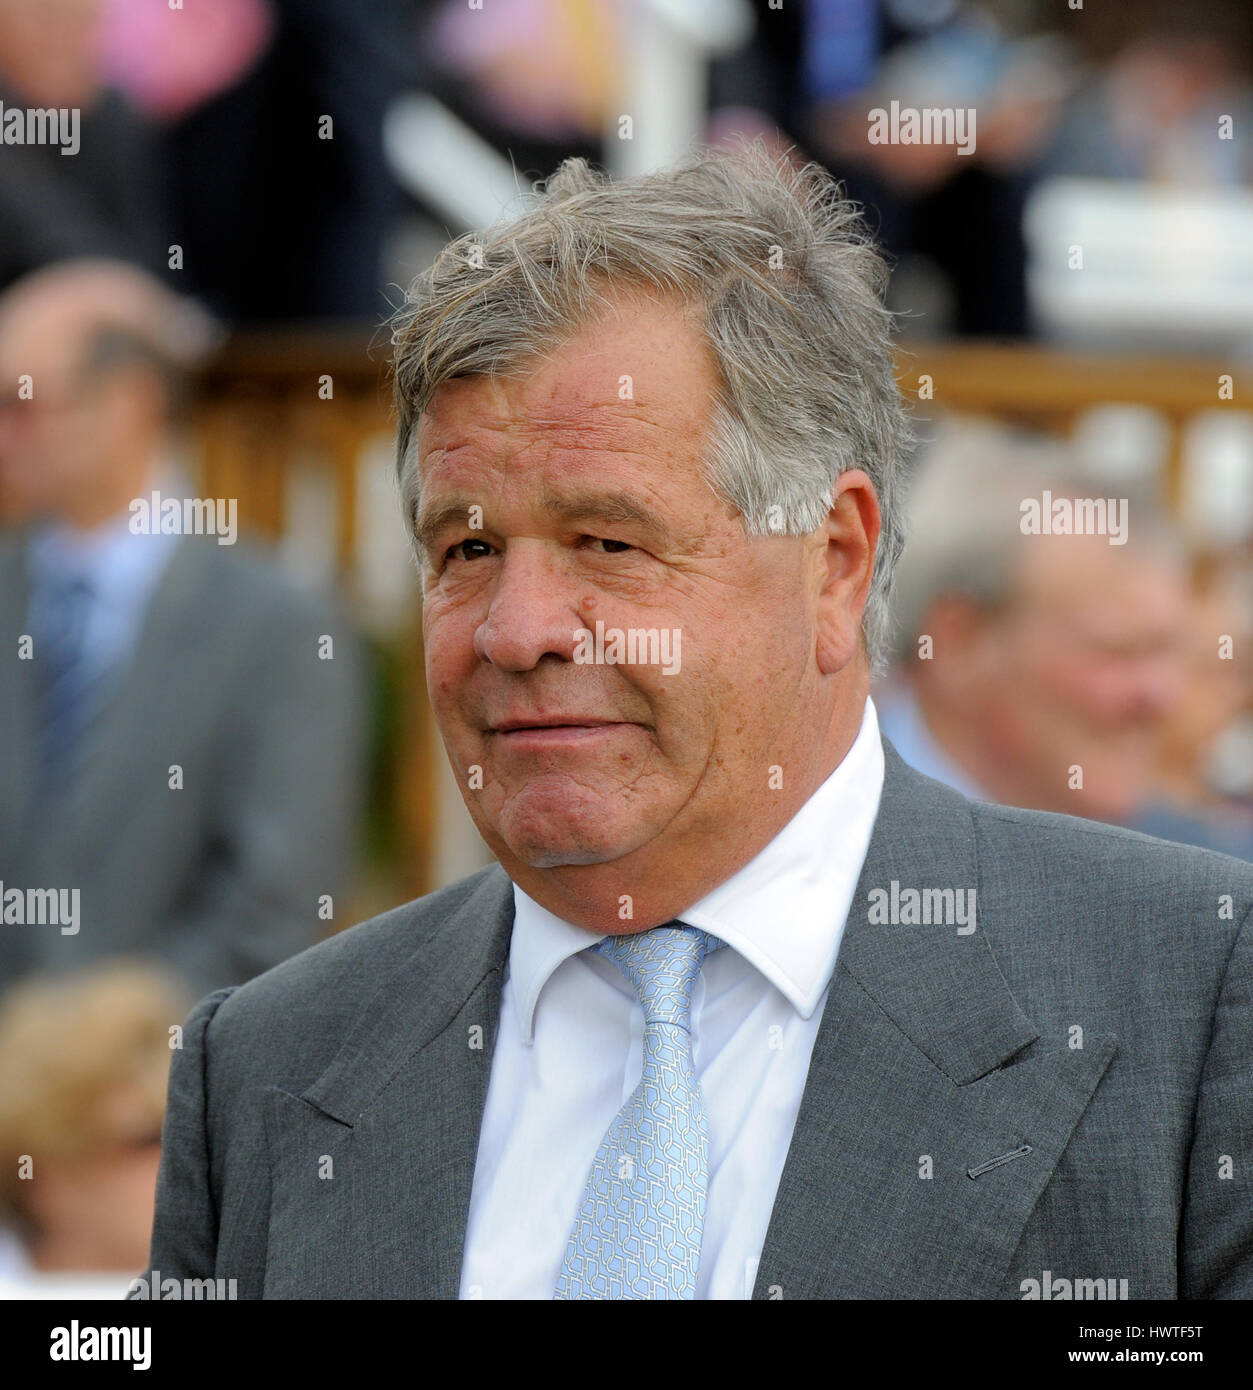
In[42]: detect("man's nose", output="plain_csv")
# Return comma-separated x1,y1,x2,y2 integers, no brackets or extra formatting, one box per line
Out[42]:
473,541,584,672
1115,648,1187,722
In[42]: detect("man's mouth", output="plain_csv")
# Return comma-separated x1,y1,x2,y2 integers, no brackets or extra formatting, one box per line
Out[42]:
490,717,634,747
493,716,620,732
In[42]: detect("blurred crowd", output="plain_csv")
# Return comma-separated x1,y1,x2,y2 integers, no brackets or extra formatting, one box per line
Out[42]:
1,1,1250,336
0,0,413,321
0,0,1251,1299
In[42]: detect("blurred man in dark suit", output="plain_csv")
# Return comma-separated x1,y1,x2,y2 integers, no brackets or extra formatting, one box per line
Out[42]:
0,0,170,292
0,261,368,995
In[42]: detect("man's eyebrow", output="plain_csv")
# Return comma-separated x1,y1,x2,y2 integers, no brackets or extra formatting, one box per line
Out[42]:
412,497,477,555
413,489,685,553
538,487,679,544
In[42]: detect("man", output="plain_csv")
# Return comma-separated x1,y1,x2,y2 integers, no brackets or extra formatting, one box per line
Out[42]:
0,261,368,995
141,147,1253,1299
0,0,170,291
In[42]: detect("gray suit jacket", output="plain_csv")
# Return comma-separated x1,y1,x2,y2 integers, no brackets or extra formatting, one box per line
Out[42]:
139,742,1253,1298
0,530,368,996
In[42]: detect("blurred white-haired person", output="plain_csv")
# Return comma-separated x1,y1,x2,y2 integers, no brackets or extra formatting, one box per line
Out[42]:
0,963,189,1297
878,420,1193,829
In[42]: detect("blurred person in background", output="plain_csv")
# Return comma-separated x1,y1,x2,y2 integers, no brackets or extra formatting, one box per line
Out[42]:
0,962,190,1298
423,0,608,173
1040,0,1253,186
0,0,410,323
1140,550,1253,860
877,422,1206,839
0,0,170,292
0,260,370,996
155,0,411,322
801,2,1072,337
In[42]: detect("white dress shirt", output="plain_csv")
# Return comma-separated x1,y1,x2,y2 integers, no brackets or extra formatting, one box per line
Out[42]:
26,510,181,682
459,696,885,1300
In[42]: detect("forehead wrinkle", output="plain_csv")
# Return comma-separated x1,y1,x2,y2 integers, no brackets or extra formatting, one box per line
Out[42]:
536,483,675,540
505,398,688,454
421,398,676,464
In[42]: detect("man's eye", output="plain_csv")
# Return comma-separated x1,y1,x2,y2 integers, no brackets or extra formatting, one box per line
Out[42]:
586,537,633,554
444,538,494,564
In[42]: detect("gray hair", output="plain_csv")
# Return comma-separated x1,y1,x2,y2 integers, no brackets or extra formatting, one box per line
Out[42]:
391,142,913,674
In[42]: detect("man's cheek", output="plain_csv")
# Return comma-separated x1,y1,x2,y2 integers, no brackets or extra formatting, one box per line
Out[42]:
421,587,456,636
425,602,477,668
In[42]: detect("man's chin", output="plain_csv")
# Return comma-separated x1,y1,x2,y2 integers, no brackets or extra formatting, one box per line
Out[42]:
489,816,650,872
517,846,625,870
502,833,639,871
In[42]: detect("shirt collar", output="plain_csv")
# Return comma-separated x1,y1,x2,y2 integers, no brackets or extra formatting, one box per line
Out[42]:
509,695,885,1042
27,499,182,607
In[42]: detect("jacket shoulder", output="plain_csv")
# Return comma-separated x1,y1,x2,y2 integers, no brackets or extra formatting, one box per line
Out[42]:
967,798,1253,983
199,864,507,1071
971,798,1253,903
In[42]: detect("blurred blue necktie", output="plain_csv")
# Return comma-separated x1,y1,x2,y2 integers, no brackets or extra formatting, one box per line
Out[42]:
555,922,725,1300
31,570,105,796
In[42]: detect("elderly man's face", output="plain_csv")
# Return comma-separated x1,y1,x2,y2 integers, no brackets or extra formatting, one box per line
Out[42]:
975,534,1189,821
415,293,871,906
0,296,143,524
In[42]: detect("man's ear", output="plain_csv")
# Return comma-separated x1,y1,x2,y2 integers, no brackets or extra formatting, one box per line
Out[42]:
815,469,880,676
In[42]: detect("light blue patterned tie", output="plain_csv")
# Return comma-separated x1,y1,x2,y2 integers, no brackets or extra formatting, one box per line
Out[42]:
555,922,725,1300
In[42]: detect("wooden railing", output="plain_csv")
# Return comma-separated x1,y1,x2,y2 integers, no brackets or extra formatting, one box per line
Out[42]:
195,326,394,575
194,331,1234,539
191,325,435,900
892,339,1237,505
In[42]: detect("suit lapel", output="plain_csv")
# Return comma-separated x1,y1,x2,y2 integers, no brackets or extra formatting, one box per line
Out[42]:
752,743,1117,1299
260,867,515,1298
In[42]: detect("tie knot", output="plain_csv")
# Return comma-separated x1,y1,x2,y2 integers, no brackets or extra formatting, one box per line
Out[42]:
593,923,724,1027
